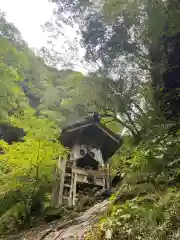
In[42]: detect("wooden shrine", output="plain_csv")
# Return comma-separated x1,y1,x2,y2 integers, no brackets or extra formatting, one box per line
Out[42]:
52,114,122,207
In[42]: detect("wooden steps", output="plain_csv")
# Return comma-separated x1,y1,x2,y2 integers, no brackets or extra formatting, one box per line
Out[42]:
62,161,73,205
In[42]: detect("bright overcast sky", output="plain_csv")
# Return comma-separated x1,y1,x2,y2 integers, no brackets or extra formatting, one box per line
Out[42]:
0,0,89,73
0,0,55,49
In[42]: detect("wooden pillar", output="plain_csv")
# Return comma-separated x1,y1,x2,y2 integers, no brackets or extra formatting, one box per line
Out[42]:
72,172,77,206
58,157,66,205
51,164,59,208
106,164,111,190
102,178,106,190
69,170,74,207
51,156,66,208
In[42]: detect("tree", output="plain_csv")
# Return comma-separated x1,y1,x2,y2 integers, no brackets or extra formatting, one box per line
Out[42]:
0,10,27,48
45,0,180,136
0,13,68,233
44,0,152,137
0,109,65,231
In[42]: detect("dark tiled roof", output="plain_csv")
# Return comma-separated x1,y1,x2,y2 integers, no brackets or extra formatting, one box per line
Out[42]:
59,115,122,160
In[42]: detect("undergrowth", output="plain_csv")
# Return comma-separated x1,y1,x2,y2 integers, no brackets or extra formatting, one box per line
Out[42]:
86,121,180,239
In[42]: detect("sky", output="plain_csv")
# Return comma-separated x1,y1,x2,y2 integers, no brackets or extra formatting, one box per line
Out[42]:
0,0,55,49
0,0,90,73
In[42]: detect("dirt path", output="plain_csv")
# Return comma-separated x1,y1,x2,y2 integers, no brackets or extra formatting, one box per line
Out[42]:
10,200,109,240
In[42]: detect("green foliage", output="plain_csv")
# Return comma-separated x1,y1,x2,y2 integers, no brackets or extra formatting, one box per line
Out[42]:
1,0,180,238
86,120,180,239
0,110,65,233
46,0,180,130
0,37,27,119
45,0,150,137
94,189,180,240
0,13,68,235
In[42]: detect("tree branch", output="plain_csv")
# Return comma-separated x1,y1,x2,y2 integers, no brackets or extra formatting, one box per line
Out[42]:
101,111,140,138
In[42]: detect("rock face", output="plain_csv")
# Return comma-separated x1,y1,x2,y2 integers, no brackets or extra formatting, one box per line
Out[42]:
0,123,25,144
16,200,108,240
